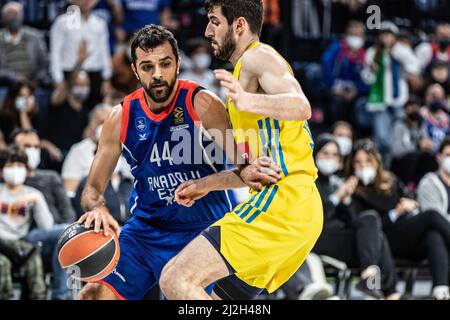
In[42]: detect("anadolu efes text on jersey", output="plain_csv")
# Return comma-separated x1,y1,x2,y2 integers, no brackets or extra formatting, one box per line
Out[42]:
120,80,232,231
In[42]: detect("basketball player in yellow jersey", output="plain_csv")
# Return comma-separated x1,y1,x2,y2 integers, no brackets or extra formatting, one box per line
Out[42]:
159,0,323,300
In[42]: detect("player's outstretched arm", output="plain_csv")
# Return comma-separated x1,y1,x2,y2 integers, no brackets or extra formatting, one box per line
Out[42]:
194,90,280,186
175,156,280,207
78,105,122,236
215,46,311,121
175,90,280,207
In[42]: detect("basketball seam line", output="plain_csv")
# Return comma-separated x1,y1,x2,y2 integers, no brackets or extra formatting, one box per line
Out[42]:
61,236,114,269
59,231,114,268
82,243,119,282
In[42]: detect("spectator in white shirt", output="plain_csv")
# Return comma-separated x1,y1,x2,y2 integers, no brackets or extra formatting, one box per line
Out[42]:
50,0,112,109
415,23,450,74
0,146,53,299
61,104,112,197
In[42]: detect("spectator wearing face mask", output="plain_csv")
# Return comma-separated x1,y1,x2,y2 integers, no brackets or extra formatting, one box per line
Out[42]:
61,104,113,197
347,139,450,300
50,0,112,109
44,69,91,155
417,138,450,223
179,38,221,97
10,128,74,299
390,98,438,188
321,21,369,126
421,60,450,98
0,1,51,87
420,83,450,154
0,146,53,300
330,121,354,164
0,80,37,140
361,21,421,166
415,23,450,74
0,80,63,168
312,134,399,300
11,128,75,224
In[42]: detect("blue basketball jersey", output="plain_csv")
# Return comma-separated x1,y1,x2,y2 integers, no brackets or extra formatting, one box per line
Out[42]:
120,80,231,231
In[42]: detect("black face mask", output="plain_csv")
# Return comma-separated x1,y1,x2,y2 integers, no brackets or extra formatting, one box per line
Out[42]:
429,100,444,112
407,111,423,123
6,17,23,31
439,39,450,52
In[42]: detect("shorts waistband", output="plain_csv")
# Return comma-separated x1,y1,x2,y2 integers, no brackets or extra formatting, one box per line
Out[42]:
133,216,212,232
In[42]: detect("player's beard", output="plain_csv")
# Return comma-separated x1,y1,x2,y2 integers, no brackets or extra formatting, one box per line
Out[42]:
214,27,236,61
141,73,177,104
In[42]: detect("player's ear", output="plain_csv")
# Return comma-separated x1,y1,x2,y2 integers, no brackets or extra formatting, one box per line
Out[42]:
131,63,140,80
235,17,247,35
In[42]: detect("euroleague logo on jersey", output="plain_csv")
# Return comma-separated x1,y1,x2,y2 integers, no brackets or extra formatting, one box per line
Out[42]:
173,107,184,125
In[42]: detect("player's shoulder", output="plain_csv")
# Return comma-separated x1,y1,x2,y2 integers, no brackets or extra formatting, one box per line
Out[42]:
193,88,224,113
241,43,287,73
110,104,123,117
103,104,123,127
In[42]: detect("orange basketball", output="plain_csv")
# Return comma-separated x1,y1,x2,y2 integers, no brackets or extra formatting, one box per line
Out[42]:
57,223,120,282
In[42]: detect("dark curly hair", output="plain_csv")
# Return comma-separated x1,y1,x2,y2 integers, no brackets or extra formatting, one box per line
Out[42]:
0,145,28,170
130,24,180,65
204,0,264,36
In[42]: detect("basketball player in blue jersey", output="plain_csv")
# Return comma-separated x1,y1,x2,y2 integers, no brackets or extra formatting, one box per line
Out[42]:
76,25,280,300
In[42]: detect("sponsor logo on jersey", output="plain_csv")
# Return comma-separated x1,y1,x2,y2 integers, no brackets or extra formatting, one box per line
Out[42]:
135,117,147,132
170,124,190,132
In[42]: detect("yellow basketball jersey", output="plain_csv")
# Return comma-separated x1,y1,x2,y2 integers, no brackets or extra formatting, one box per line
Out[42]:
227,42,317,180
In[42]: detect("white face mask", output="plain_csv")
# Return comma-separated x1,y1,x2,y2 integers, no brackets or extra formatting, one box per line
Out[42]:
442,157,450,174
336,137,352,156
25,147,41,170
3,166,27,186
355,167,377,186
72,86,90,102
346,36,364,51
192,53,211,70
15,96,27,112
316,158,339,176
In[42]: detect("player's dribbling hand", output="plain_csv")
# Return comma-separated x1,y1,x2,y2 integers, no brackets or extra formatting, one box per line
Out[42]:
240,156,281,190
214,69,251,112
174,180,209,207
78,205,121,237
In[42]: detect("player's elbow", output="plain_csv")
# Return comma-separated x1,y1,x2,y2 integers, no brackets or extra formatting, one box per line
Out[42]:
295,96,312,121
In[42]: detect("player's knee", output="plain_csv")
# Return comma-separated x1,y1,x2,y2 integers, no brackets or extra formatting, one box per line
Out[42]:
160,260,178,297
77,283,109,300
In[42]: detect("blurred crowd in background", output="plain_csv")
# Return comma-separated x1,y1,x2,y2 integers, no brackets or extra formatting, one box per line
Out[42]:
1,0,450,300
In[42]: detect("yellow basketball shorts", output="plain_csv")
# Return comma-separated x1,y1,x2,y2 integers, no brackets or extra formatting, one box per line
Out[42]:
210,174,323,293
